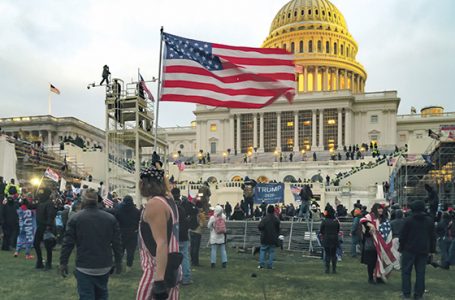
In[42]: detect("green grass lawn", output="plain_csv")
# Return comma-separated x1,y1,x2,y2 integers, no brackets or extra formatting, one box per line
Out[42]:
0,247,453,300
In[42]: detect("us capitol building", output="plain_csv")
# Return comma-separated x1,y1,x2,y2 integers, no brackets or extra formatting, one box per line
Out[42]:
163,0,452,158
1,0,453,207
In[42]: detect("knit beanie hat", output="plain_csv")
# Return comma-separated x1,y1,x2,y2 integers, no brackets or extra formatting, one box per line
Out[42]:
411,200,425,212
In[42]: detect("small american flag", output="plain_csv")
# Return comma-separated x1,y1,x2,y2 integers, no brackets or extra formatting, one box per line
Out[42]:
44,167,60,182
103,198,114,208
50,83,60,95
139,73,154,101
161,32,295,108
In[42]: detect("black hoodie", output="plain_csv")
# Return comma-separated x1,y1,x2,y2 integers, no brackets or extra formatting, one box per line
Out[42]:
114,198,140,232
399,212,436,255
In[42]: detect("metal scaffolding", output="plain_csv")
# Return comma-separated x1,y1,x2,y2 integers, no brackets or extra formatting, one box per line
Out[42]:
392,140,455,207
104,78,166,203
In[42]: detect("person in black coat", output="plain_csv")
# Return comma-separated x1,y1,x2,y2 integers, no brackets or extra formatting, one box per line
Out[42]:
258,205,280,269
241,177,256,218
1,197,19,251
424,184,439,220
99,65,110,85
33,188,57,269
172,188,192,285
60,189,122,299
0,176,6,202
399,200,436,299
224,201,232,220
298,185,313,219
114,195,140,271
390,209,405,238
320,204,340,274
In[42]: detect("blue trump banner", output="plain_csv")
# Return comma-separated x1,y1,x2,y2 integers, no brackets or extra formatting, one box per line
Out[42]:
254,183,284,204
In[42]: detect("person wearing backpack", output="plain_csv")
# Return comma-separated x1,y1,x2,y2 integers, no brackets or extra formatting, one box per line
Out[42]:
207,205,227,268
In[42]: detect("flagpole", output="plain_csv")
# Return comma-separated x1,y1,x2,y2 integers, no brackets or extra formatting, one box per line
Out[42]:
48,89,52,116
153,26,164,153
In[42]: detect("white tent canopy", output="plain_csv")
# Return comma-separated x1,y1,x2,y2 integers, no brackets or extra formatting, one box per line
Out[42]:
0,136,18,183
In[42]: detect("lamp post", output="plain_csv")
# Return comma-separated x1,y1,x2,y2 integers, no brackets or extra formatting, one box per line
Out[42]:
274,150,279,162
301,149,306,161
227,148,231,163
223,152,227,163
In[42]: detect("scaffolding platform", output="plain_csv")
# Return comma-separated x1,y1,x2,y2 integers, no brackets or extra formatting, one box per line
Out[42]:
392,140,455,206
104,79,167,202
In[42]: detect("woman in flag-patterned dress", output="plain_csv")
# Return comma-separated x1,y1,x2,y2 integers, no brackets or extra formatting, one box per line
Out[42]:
136,165,181,300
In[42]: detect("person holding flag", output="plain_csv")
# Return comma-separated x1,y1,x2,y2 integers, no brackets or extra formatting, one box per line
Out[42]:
14,197,36,259
360,203,399,284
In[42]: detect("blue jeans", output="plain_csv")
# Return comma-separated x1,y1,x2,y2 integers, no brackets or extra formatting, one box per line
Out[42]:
351,236,360,257
447,239,455,266
401,251,427,298
298,203,309,218
210,244,227,264
259,245,276,268
75,269,109,300
438,238,450,266
179,240,191,283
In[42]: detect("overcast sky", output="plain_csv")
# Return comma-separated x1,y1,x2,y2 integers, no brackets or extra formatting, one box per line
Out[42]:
1,0,454,129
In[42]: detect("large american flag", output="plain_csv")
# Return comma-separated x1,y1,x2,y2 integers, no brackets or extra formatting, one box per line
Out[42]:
360,214,400,281
161,32,295,108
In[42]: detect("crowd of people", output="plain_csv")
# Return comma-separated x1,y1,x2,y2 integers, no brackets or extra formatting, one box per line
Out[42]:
169,141,407,167
1,166,455,299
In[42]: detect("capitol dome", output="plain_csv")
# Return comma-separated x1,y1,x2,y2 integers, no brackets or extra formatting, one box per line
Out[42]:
262,0,367,94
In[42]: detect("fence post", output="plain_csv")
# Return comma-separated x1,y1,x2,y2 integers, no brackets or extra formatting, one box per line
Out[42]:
243,220,248,249
288,218,294,251
307,217,314,253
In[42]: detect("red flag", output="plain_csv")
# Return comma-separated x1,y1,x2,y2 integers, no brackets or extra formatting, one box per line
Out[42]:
161,32,295,108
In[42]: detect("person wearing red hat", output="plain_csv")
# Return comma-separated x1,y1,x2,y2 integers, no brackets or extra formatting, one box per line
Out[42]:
350,208,362,258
